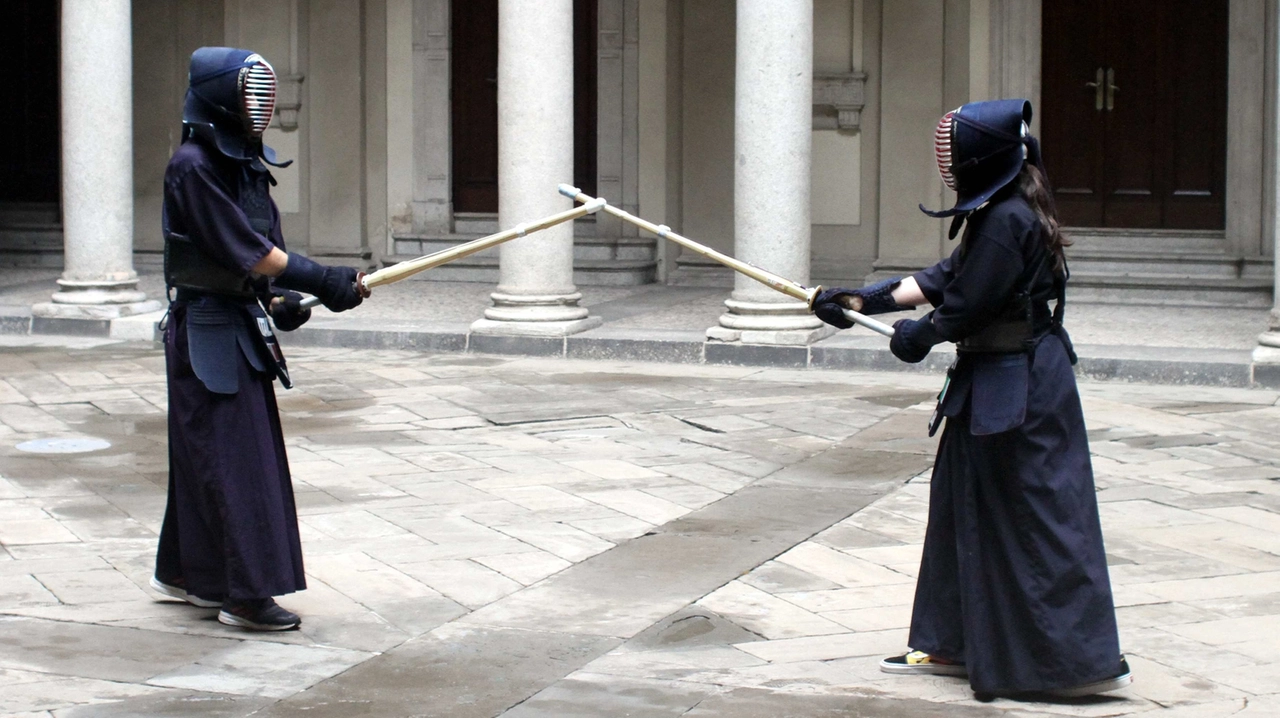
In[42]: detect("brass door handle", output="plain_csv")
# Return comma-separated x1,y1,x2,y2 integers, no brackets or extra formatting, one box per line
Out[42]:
1085,67,1104,111
1105,67,1118,111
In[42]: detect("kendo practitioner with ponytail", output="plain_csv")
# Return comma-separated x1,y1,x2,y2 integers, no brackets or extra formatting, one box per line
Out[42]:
150,48,369,631
813,99,1129,699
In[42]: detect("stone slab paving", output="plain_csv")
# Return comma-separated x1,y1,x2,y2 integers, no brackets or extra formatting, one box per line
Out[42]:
0,336,1276,716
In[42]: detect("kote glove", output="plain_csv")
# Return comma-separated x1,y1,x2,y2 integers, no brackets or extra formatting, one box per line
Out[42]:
889,315,943,363
269,290,311,332
274,253,367,313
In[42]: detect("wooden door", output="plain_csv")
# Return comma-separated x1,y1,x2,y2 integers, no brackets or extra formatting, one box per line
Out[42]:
451,1,500,213
0,0,60,204
450,0,598,214
1041,0,1227,229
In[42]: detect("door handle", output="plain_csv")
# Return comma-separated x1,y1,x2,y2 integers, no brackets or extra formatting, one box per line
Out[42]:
1105,67,1118,111
1085,67,1104,111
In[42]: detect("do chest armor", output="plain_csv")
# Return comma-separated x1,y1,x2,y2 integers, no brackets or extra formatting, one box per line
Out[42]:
164,165,274,298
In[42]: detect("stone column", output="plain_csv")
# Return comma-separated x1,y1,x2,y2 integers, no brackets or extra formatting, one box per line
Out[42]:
707,0,830,345
471,0,600,336
1253,4,1280,385
34,0,159,321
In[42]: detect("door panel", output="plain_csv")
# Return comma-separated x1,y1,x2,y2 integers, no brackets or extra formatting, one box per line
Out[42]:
451,0,500,213
1102,0,1161,227
1163,0,1227,229
1041,0,1226,230
0,0,60,204
1041,0,1105,226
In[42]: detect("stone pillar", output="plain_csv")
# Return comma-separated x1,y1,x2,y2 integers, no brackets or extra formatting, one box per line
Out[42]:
471,0,600,336
1253,2,1280,384
34,0,159,321
708,0,829,345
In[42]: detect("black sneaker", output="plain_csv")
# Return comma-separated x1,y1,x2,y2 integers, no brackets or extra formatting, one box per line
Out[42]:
150,576,222,608
880,650,968,677
1044,658,1133,698
218,598,301,631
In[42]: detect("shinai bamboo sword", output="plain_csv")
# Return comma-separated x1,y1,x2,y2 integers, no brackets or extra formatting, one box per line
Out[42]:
299,198,608,310
557,185,895,337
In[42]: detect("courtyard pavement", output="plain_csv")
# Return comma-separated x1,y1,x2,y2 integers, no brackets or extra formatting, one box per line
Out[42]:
0,335,1278,716
1,268,1275,387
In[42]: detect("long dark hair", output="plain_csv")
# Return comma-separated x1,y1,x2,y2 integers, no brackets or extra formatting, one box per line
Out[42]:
1015,163,1070,271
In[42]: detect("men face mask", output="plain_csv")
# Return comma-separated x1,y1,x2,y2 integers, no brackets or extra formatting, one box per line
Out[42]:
240,55,277,136
934,108,960,191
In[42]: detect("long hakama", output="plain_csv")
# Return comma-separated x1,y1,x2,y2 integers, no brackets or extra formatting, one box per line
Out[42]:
907,333,1119,694
155,301,306,601
906,192,1121,695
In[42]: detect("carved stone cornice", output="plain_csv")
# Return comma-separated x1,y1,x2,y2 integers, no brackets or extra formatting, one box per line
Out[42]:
812,72,866,131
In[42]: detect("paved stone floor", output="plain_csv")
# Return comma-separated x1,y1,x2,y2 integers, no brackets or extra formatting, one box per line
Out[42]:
0,336,1278,717
0,268,1272,351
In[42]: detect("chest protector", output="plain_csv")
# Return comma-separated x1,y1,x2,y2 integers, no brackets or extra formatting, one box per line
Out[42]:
164,163,274,299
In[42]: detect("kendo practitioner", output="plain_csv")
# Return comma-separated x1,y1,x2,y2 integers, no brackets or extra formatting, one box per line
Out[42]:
812,99,1129,700
151,47,369,631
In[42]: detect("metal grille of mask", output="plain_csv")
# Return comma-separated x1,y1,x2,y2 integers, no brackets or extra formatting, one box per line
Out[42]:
935,109,958,190
241,58,277,136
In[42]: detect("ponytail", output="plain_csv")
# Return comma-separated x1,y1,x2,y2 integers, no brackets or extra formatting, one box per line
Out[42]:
1016,163,1070,272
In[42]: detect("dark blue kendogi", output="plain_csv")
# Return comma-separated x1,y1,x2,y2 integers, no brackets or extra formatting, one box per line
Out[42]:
814,100,1125,698
153,47,366,631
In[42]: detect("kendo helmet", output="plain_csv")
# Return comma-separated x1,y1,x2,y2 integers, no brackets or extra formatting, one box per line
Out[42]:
182,47,291,167
921,98,1033,234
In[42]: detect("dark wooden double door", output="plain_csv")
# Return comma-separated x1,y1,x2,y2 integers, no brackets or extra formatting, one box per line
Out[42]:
0,1,60,205
451,0,597,213
1041,0,1227,229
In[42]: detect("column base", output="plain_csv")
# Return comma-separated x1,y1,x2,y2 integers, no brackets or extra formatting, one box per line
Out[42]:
34,277,162,320
707,298,834,346
1253,331,1280,362
473,291,602,337
470,316,602,337
1250,328,1280,388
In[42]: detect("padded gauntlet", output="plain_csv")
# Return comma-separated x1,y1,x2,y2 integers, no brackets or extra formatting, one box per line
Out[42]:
274,253,366,313
269,290,312,332
889,313,944,364
812,277,913,329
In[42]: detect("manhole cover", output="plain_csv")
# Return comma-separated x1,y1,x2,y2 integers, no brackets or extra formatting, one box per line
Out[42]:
16,438,112,454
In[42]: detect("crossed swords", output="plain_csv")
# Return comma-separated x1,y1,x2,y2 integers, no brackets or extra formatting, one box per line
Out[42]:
302,186,893,338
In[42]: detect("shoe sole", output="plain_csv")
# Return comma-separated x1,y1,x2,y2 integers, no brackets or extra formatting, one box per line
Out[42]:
150,577,222,608
880,661,968,677
1044,673,1133,698
217,610,300,632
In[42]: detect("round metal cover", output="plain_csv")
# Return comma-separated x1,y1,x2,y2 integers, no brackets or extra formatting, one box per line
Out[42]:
16,437,112,454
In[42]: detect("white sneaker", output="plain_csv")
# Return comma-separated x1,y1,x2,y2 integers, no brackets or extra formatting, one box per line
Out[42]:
149,576,222,608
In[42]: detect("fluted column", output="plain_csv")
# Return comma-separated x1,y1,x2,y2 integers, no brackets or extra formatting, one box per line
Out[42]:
707,0,829,345
471,0,601,337
34,0,159,321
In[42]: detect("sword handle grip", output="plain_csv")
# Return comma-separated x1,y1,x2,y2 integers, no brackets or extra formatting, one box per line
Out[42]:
842,308,896,338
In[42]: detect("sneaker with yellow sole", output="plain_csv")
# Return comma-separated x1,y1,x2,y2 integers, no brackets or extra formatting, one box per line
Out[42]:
880,650,968,677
